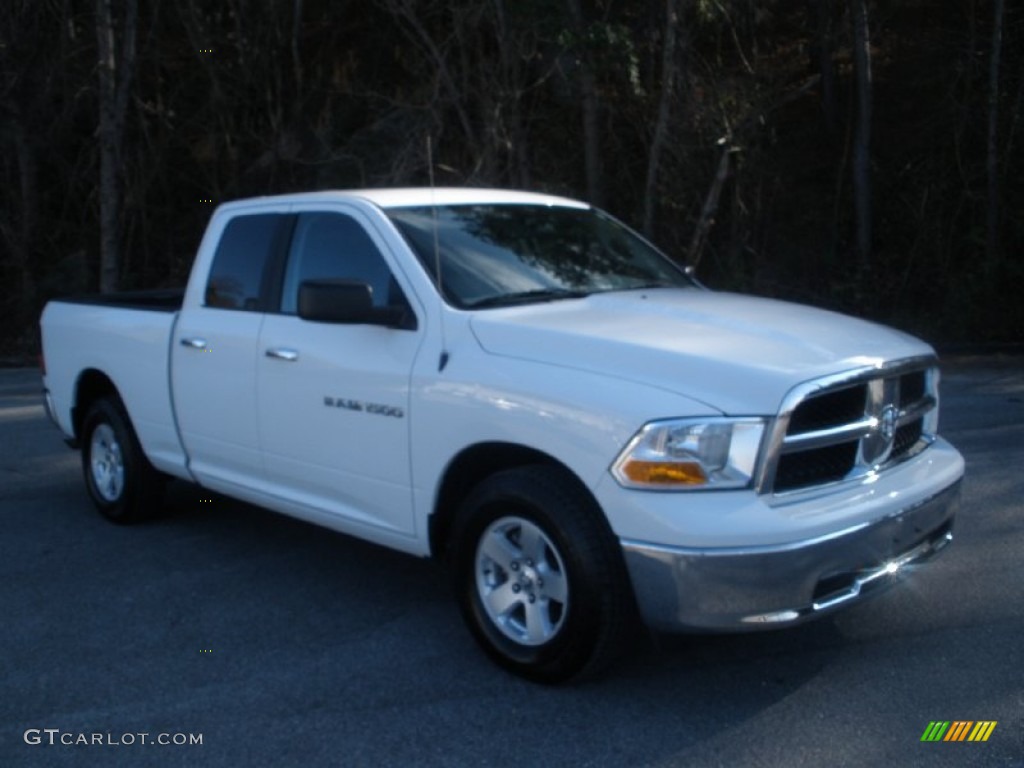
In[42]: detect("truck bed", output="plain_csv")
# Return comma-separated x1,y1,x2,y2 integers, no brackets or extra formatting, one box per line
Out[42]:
40,297,188,479
55,289,184,312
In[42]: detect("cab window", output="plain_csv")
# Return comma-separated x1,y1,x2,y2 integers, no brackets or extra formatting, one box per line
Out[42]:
280,212,404,314
205,214,290,311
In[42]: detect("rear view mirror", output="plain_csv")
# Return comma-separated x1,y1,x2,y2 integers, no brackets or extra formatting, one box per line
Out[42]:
297,280,413,329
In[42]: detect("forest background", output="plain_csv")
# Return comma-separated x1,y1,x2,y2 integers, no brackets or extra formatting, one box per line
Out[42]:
1,0,1021,359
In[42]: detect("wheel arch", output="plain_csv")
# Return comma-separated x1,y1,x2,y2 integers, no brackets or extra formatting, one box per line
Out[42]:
72,369,122,442
428,442,597,561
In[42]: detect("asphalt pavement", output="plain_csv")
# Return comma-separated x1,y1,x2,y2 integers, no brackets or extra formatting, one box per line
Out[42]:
1,359,1022,767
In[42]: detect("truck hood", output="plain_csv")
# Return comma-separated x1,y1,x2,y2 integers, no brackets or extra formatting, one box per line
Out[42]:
468,288,933,415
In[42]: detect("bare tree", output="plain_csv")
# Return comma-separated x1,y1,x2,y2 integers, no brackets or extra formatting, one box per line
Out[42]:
688,145,736,269
986,0,1005,269
0,2,49,332
95,0,138,293
2,113,38,329
642,0,682,237
382,0,481,162
291,0,305,91
565,0,604,207
0,0,1021,355
489,0,537,188
850,0,872,268
814,0,839,134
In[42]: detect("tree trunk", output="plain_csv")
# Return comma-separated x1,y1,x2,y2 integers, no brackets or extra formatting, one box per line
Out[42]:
816,0,839,134
383,0,479,160
491,0,532,188
850,0,872,269
688,146,734,269
95,0,138,293
642,0,681,237
291,0,304,91
986,0,1004,270
11,117,38,329
565,0,604,207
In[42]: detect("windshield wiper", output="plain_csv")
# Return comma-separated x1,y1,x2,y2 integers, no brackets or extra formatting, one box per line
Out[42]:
465,288,591,309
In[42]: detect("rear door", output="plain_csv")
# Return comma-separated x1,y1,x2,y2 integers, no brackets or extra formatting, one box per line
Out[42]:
256,206,423,538
171,212,292,491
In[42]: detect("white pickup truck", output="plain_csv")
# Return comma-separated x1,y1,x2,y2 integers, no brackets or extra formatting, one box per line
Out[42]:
41,188,964,682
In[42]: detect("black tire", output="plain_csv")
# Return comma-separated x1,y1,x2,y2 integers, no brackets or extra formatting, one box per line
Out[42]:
80,396,164,523
450,465,633,683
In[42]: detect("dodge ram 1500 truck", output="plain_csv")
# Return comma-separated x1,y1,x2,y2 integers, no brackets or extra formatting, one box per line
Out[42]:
40,188,964,682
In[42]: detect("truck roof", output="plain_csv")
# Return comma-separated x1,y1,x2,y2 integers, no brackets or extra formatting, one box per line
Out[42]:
219,188,591,211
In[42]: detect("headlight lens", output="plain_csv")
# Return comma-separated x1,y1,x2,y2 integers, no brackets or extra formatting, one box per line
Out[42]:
611,418,766,490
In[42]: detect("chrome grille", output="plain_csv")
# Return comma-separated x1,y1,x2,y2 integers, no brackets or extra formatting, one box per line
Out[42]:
760,359,939,496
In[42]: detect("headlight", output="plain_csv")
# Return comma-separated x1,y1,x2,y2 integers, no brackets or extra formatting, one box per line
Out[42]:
611,418,766,490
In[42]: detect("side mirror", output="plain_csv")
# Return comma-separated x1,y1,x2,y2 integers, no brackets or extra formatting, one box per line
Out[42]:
297,279,413,329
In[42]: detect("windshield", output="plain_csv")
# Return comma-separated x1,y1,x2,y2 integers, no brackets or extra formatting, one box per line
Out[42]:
386,204,693,308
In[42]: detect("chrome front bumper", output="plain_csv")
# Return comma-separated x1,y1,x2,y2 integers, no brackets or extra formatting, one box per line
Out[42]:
621,479,961,632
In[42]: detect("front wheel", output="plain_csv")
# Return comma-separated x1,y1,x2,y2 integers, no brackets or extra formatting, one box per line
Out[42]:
450,465,633,683
81,397,164,523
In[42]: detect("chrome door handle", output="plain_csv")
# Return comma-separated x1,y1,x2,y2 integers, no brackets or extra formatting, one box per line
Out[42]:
180,337,208,350
265,347,299,362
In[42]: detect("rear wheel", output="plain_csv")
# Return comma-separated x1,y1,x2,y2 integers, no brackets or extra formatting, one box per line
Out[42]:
451,465,632,683
81,397,164,523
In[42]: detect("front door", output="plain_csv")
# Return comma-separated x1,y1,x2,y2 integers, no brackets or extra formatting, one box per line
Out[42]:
256,208,423,538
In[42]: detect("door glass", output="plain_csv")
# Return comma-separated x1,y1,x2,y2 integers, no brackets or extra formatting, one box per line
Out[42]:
280,212,397,314
205,214,289,311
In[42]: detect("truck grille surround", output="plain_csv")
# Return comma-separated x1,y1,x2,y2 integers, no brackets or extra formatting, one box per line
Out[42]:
759,359,939,496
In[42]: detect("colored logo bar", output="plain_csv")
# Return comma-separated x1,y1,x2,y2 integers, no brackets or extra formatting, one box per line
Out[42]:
921,721,997,742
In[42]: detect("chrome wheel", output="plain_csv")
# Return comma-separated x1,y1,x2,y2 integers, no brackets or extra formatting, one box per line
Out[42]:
81,397,164,523
475,515,569,646
454,466,631,682
89,423,125,502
